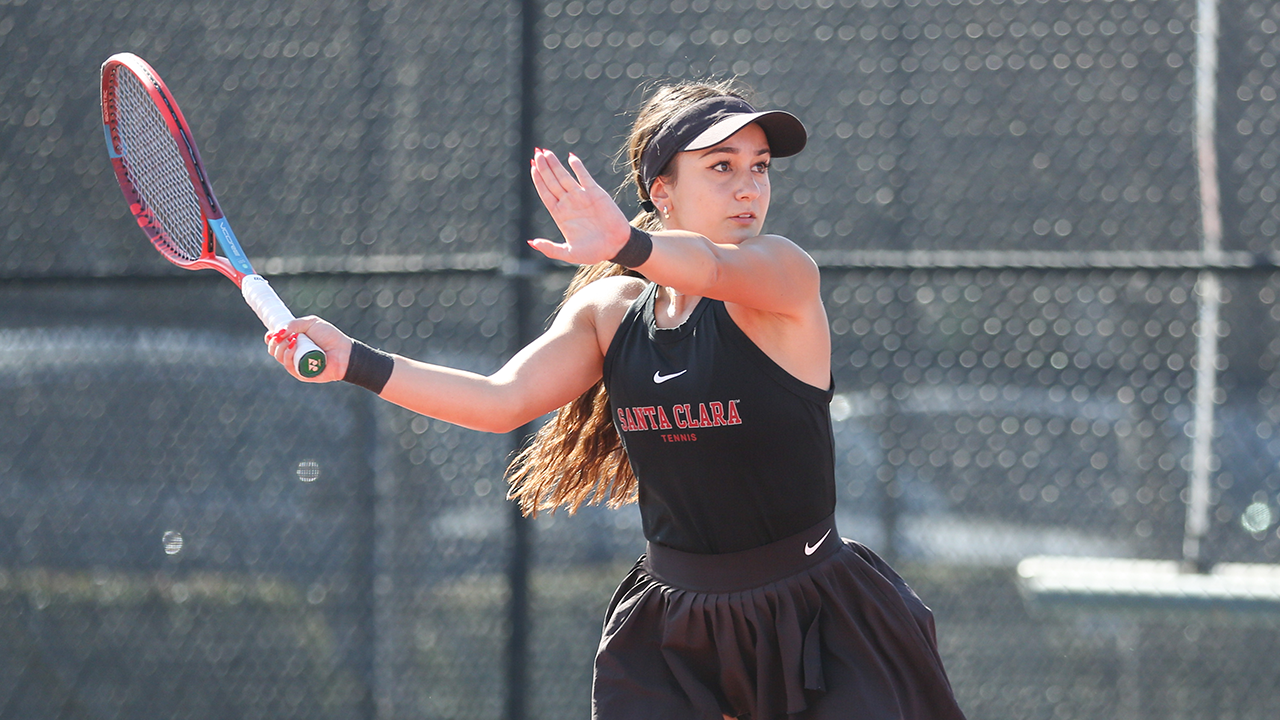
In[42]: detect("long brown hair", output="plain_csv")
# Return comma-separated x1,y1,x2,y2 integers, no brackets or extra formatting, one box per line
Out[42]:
505,78,751,516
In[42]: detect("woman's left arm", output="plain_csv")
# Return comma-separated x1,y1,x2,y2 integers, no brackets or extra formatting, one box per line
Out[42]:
628,231,821,318
527,150,820,319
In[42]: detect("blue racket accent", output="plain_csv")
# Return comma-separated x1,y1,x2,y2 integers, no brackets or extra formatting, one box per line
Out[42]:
209,217,255,276
104,123,123,158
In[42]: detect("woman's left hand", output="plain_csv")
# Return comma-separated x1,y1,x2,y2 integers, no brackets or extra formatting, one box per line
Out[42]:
528,149,633,265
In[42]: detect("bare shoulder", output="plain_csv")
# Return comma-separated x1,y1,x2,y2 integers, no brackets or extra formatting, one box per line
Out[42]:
743,234,820,273
556,274,648,355
721,235,829,386
562,274,647,313
723,233,822,318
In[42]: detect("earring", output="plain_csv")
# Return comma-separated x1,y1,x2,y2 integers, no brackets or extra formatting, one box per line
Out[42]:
661,206,670,218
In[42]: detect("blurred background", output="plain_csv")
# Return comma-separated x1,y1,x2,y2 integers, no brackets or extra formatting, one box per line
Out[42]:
3,0,1280,718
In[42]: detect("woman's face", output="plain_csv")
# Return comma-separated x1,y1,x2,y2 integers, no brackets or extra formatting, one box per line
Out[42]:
650,122,771,244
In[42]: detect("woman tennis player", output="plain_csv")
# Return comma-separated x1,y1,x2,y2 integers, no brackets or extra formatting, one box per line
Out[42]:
268,80,967,719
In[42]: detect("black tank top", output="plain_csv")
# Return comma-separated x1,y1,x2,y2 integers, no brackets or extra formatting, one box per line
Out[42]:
603,283,836,554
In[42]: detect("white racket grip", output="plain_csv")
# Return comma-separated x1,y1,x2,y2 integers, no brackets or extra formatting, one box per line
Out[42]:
241,274,327,378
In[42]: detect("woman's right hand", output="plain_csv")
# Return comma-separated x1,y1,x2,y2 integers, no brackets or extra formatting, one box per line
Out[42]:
265,316,353,383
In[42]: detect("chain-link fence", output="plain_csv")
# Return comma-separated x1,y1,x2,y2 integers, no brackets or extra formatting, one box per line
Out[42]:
3,0,1280,718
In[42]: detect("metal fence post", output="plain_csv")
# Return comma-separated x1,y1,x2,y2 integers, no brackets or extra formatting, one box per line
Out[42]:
1186,0,1222,572
506,0,542,718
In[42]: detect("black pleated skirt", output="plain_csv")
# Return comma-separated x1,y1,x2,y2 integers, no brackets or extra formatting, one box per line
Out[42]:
592,514,968,720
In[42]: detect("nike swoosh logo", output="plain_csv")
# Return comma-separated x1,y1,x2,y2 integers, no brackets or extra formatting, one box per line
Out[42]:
653,370,687,384
804,529,832,556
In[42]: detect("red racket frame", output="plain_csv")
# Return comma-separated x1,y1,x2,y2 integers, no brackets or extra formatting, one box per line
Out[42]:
100,53,326,378
101,52,254,283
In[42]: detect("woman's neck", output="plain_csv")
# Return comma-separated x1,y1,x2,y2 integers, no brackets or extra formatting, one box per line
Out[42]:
654,286,701,329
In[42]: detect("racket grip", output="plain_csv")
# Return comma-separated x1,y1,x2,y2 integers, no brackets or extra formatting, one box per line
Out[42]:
241,274,327,379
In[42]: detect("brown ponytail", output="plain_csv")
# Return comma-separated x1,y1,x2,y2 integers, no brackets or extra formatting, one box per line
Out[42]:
505,78,752,516
505,261,637,516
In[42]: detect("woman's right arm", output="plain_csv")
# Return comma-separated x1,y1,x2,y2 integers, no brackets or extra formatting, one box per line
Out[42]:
268,276,638,433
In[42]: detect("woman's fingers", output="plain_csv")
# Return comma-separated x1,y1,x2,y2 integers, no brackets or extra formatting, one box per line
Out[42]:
531,149,603,209
533,149,575,196
266,332,296,376
566,153,600,191
286,316,319,335
527,237,572,262
264,316,349,383
530,159,561,210
532,151,590,228
541,149,581,191
528,148,632,265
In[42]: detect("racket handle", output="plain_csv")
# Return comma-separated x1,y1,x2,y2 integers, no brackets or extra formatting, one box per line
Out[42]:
241,274,327,379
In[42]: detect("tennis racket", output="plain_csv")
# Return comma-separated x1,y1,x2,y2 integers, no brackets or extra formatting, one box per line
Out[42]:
100,52,326,378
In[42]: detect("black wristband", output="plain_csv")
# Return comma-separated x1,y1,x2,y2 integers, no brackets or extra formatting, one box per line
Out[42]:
610,226,653,269
343,340,395,394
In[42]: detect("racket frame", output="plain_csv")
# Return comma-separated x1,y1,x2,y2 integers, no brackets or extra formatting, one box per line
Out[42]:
101,53,326,378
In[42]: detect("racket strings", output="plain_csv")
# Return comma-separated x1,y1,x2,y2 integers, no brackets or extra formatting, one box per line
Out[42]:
112,69,206,262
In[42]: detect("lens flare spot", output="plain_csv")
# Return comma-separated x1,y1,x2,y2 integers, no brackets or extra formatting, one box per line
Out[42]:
296,460,320,483
1242,503,1274,534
